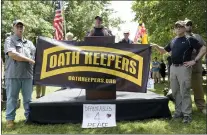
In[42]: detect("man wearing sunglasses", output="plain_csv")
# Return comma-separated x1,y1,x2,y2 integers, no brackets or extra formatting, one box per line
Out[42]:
119,30,134,44
184,19,207,115
4,20,36,128
153,20,206,123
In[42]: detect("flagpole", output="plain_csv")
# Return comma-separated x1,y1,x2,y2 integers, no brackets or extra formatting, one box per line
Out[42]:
62,1,67,40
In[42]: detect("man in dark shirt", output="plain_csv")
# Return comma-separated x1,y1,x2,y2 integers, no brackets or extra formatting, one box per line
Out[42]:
184,19,206,114
119,31,133,44
153,21,206,123
87,16,110,36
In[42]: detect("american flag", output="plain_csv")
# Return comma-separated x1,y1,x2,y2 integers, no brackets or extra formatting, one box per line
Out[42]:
133,26,140,43
53,1,63,40
133,24,142,43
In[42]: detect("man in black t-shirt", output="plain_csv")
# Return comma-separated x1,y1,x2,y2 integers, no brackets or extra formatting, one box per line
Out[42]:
87,16,110,36
153,21,206,123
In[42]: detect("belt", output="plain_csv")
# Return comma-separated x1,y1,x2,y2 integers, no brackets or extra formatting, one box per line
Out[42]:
172,64,183,67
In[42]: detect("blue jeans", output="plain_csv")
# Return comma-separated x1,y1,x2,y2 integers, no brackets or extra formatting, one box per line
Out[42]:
5,78,33,121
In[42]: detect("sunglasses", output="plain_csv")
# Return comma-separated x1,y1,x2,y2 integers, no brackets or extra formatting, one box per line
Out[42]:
174,25,184,29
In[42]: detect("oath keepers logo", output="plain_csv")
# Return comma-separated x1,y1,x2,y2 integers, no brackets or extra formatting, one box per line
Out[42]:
40,46,144,86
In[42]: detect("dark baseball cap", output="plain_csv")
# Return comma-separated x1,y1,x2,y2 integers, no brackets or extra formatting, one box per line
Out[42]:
13,20,24,26
95,16,102,21
174,20,185,27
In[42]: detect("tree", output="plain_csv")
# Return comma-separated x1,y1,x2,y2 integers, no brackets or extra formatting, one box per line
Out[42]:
1,1,54,61
64,0,123,40
1,1,54,43
1,1,123,61
131,0,207,46
132,0,207,61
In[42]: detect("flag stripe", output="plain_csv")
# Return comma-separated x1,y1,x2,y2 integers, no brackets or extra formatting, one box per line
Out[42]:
53,1,63,40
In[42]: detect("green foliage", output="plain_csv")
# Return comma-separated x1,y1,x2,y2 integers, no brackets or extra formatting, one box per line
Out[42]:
64,0,123,40
132,0,207,46
1,1,54,43
1,0,123,60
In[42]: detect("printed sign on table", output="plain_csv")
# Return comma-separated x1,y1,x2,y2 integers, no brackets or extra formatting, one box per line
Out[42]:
82,104,116,128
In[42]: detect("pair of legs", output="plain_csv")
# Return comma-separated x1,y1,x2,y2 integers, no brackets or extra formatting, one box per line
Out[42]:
152,71,160,83
191,72,206,112
170,65,192,117
36,85,46,98
5,78,33,121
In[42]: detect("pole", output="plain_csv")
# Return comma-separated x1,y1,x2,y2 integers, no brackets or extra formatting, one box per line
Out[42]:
62,1,67,40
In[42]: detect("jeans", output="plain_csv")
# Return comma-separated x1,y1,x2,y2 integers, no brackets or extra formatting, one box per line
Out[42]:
5,78,33,120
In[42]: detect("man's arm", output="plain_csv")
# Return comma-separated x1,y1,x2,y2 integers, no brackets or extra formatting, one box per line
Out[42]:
194,45,207,62
103,28,110,36
8,51,35,64
184,39,206,67
4,37,35,64
151,44,168,54
152,63,155,68
87,29,95,36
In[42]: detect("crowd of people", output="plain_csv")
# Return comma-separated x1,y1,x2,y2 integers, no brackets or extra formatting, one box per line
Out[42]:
2,15,207,129
150,57,167,83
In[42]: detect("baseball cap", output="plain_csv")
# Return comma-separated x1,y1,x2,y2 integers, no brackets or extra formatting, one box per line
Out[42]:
123,30,130,34
95,16,102,21
13,20,24,26
174,20,185,27
184,19,193,26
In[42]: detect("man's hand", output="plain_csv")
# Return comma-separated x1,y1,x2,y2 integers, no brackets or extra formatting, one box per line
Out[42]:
29,59,35,64
151,44,167,54
8,51,35,64
183,60,196,68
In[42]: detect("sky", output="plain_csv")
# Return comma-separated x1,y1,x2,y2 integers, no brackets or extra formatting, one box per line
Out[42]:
108,1,138,42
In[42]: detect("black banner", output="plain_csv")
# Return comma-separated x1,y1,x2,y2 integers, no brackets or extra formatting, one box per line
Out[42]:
34,37,151,93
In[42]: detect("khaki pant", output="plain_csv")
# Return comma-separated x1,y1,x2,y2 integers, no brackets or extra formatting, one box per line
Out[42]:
192,61,206,110
170,65,192,116
36,85,46,97
152,71,160,82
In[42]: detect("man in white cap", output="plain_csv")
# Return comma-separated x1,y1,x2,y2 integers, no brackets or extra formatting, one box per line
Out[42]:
4,20,36,128
119,30,133,44
184,18,206,114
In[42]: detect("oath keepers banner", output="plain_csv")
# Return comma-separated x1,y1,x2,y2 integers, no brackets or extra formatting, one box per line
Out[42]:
34,36,151,93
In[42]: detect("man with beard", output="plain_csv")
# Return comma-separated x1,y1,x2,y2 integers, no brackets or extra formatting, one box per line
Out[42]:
184,19,206,114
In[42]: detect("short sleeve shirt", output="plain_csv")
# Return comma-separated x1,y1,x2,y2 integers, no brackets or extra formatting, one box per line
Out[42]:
152,61,160,72
191,33,206,59
164,36,203,64
4,35,36,78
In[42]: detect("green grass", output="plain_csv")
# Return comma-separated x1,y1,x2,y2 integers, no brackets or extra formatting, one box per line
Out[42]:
1,84,207,134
